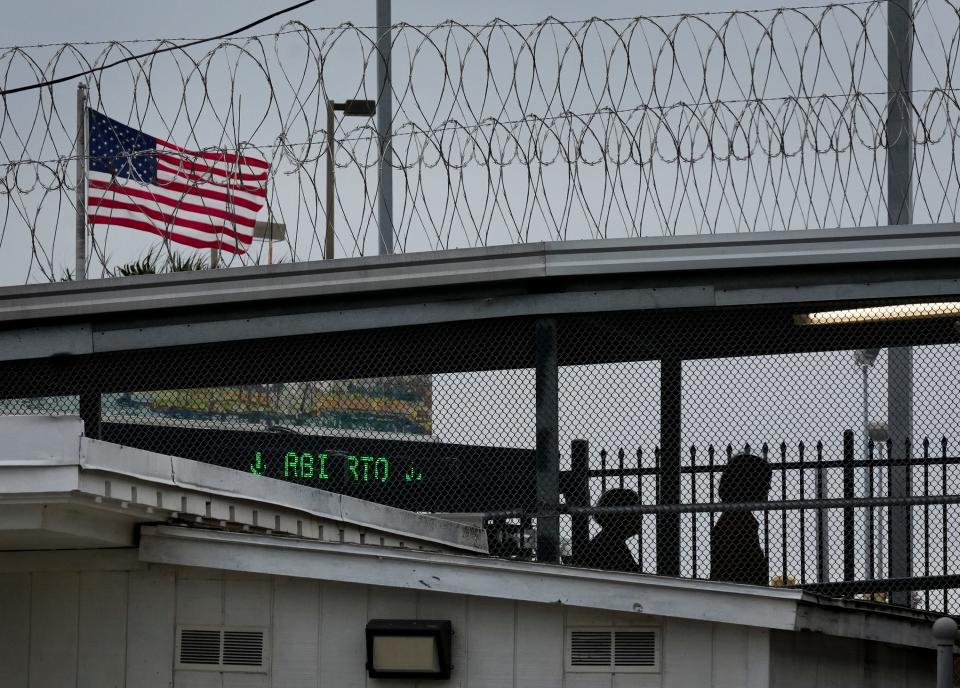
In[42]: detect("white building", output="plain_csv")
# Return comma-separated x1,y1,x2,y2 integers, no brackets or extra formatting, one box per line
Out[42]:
0,416,940,687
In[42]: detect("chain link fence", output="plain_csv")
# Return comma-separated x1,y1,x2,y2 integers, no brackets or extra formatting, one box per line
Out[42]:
1,295,959,613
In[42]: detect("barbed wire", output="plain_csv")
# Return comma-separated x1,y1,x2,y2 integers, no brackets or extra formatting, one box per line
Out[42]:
1,0,958,283
0,1,881,51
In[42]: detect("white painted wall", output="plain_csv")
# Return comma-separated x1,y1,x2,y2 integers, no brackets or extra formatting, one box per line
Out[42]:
0,549,925,688
769,630,934,688
0,550,773,688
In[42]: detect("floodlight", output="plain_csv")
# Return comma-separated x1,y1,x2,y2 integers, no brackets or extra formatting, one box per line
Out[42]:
334,99,377,116
365,619,452,680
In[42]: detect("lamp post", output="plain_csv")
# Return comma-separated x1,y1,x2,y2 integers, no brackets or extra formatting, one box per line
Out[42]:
326,99,376,259
253,220,286,265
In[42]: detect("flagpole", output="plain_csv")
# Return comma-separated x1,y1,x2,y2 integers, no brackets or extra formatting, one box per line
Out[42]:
75,82,88,280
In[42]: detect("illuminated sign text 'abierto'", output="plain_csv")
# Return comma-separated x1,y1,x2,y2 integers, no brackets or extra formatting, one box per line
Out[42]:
250,450,424,484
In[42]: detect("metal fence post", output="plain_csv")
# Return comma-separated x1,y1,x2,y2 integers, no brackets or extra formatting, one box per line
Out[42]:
888,349,914,606
843,430,855,582
75,83,88,281
79,388,101,440
887,0,915,607
535,318,560,563
657,356,682,577
816,441,829,583
933,617,957,688
569,439,591,565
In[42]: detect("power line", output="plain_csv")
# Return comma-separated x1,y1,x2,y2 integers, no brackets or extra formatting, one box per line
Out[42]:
0,0,317,97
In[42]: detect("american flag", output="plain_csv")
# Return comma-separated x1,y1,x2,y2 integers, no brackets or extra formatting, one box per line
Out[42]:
86,109,269,254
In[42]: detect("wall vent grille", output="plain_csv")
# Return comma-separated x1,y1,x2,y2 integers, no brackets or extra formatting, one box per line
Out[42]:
179,629,220,665
566,627,660,673
570,630,612,667
614,630,657,667
176,627,268,672
223,630,265,666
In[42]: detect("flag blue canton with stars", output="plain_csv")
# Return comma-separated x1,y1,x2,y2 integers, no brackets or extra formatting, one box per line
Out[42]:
88,109,158,184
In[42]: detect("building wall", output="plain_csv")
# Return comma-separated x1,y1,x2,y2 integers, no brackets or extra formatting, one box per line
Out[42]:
2,553,941,688
769,630,935,688
0,549,775,688
4,549,934,688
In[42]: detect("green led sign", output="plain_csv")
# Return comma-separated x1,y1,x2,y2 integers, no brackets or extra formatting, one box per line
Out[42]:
99,423,536,512
250,450,423,484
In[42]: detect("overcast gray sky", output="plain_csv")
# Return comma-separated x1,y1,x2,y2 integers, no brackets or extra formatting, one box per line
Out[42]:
3,0,917,282
0,1,824,45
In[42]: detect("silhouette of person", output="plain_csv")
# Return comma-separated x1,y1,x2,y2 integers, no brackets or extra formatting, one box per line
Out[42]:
576,488,642,573
710,452,772,586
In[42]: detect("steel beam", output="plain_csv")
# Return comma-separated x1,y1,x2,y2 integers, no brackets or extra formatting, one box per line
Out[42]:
5,223,960,327
887,0,915,607
535,318,560,563
376,0,394,255
657,356,682,577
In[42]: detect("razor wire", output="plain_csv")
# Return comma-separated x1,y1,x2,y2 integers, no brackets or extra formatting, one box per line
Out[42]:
3,0,960,282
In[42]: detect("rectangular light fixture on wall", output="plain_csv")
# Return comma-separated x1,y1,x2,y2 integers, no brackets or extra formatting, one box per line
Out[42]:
365,619,453,680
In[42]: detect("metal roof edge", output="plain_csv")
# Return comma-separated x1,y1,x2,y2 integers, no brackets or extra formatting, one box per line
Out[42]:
0,243,550,324
0,415,486,554
0,415,85,465
139,524,802,632
795,593,943,651
141,525,942,649
79,436,487,553
543,224,960,277
3,224,960,324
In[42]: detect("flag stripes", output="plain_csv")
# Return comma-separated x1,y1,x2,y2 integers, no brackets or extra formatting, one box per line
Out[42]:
86,109,269,254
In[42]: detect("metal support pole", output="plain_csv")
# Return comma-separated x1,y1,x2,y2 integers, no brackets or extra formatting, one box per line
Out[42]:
888,0,913,226
816,452,830,583
887,0,915,608
535,318,559,563
843,430,855,582
888,346,914,605
569,439,591,565
863,366,875,580
376,0,394,256
75,83,88,281
657,356,682,577
325,100,336,259
79,389,101,440
933,617,957,688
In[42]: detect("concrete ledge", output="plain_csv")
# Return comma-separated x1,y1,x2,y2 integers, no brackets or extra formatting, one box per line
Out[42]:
0,415,84,465
2,224,960,328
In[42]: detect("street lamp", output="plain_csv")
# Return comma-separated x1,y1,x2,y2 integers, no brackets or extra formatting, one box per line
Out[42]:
326,99,377,259
252,220,286,265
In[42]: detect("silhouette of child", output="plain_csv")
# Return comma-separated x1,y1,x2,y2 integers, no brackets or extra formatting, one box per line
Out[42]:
576,488,642,573
710,452,772,586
